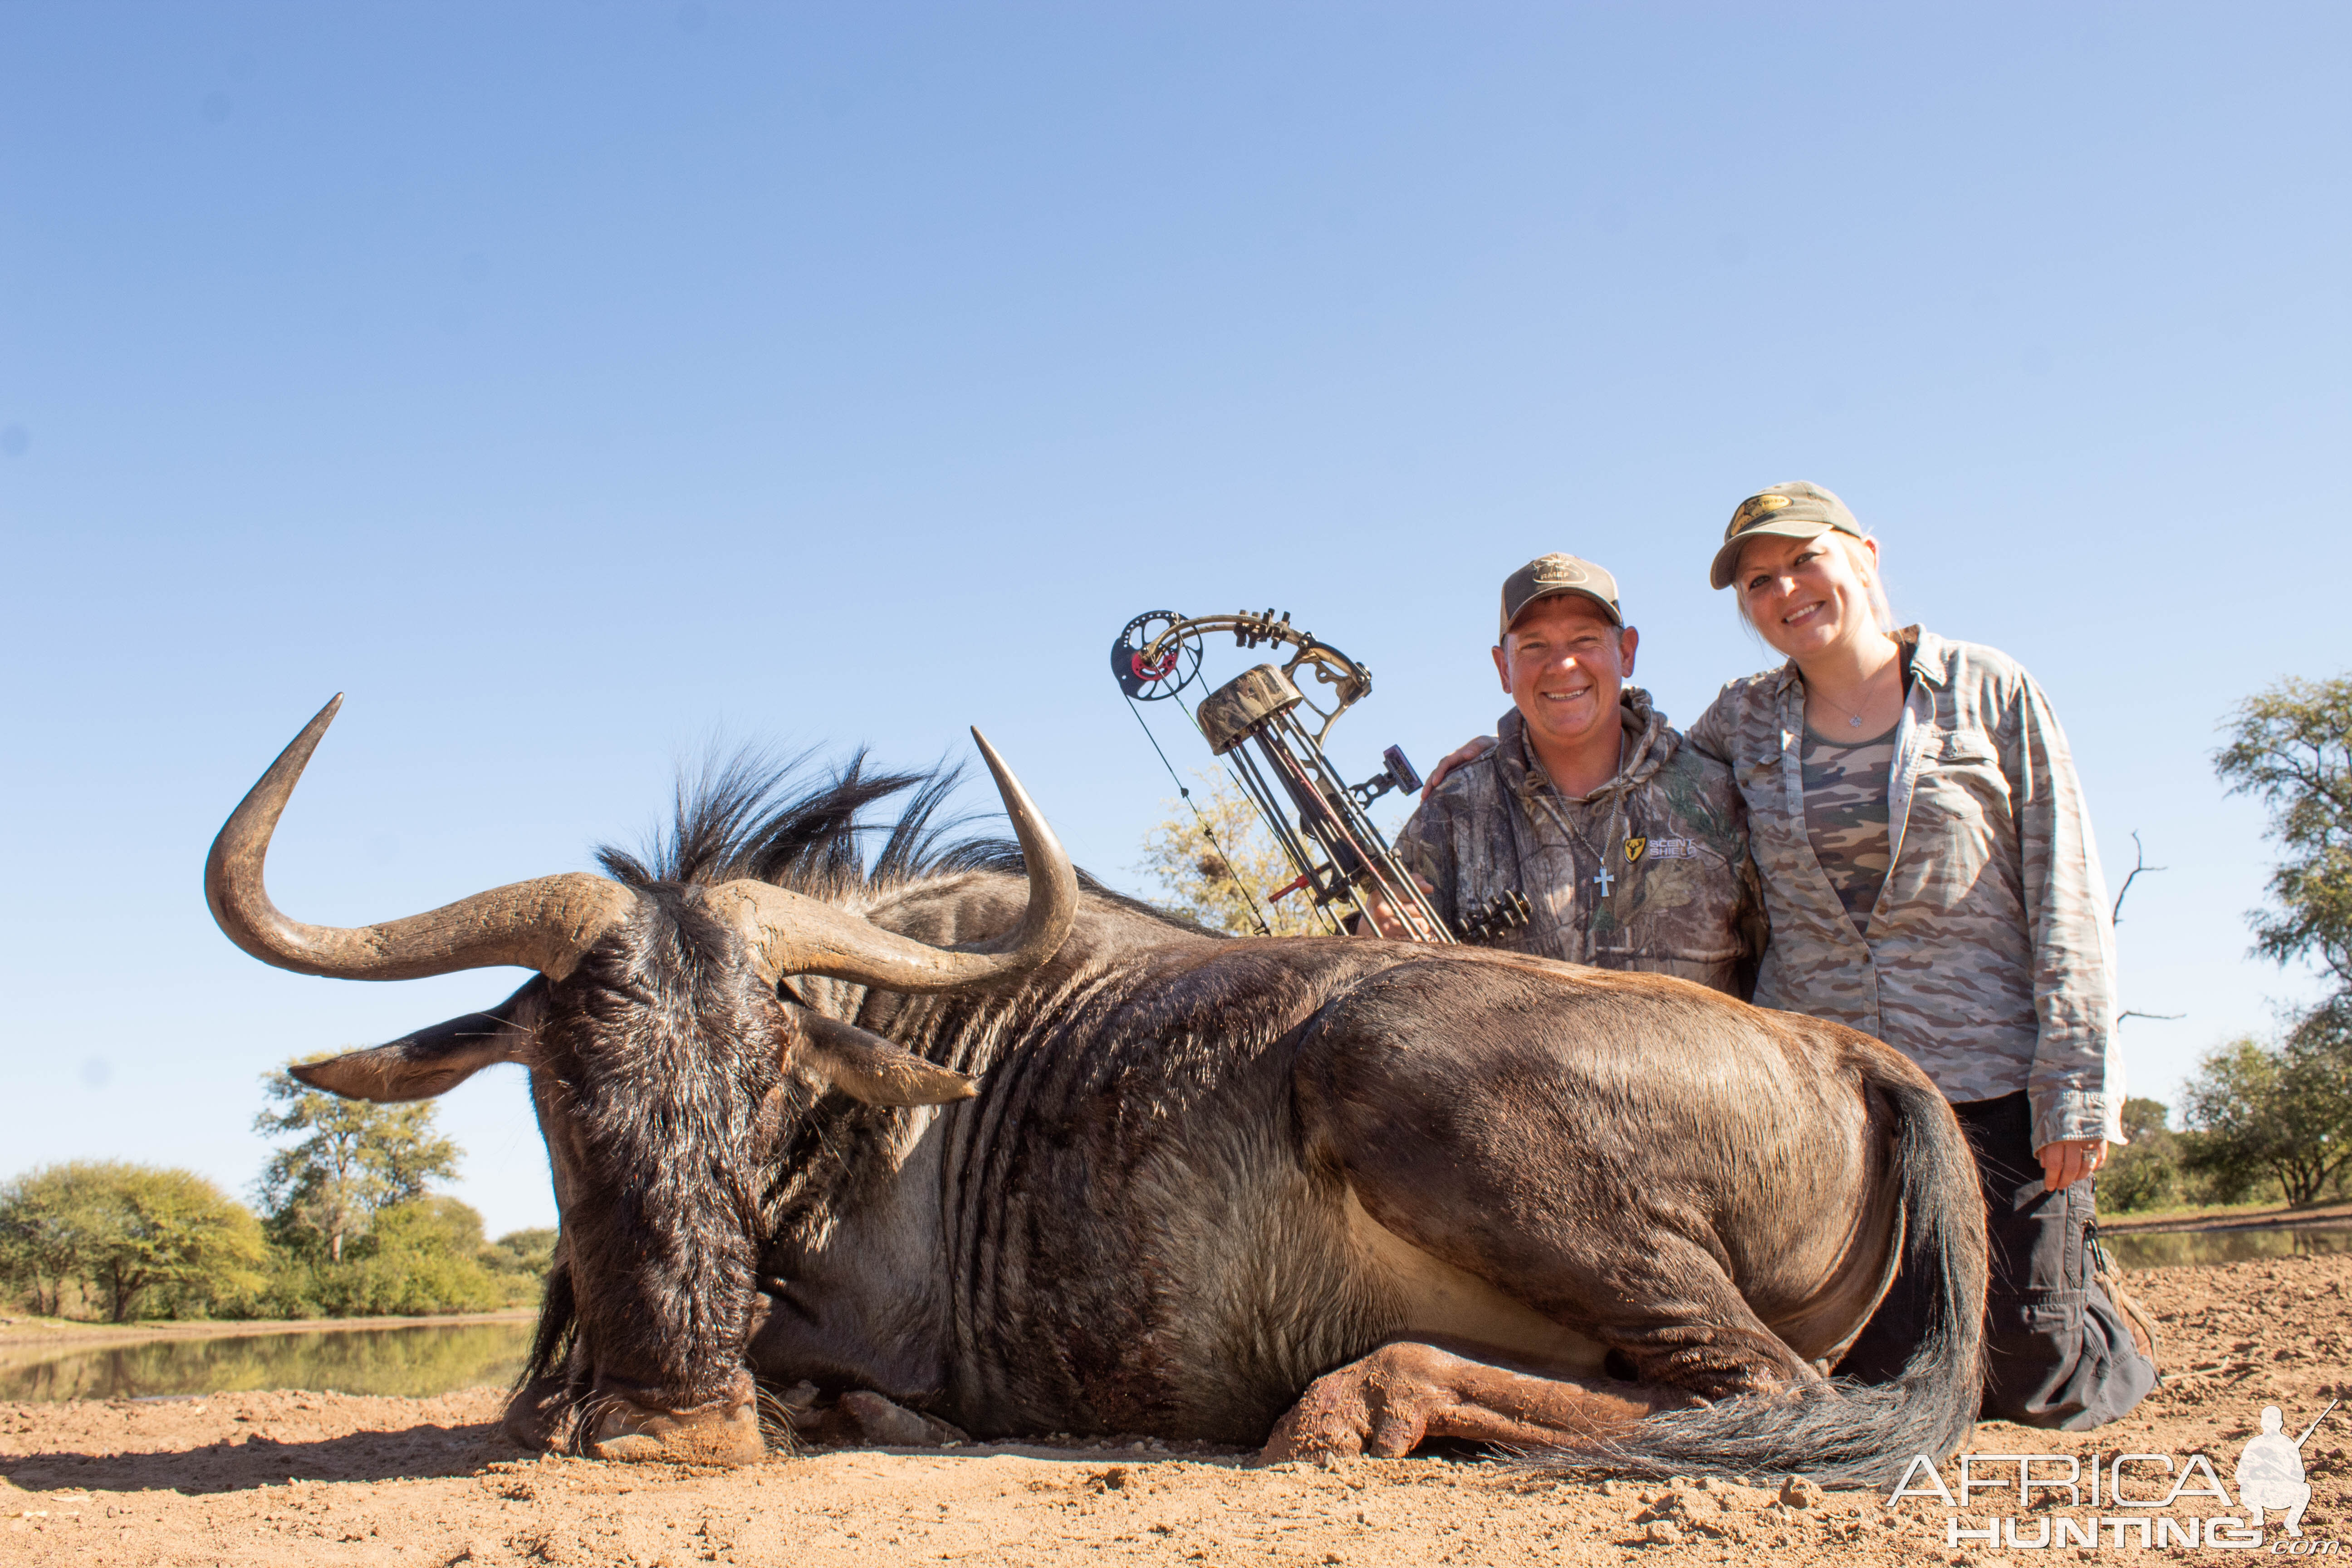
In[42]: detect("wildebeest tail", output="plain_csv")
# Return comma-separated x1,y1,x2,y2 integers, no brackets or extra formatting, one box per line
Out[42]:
520,1254,578,1395
1539,1065,1987,1489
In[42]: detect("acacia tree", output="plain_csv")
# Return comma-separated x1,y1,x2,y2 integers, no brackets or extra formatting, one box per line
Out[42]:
2217,675,2352,986
0,1162,264,1322
254,1055,460,1263
1137,771,1328,937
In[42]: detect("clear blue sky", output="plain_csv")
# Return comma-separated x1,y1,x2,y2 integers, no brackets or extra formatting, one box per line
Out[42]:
4,4,2346,1236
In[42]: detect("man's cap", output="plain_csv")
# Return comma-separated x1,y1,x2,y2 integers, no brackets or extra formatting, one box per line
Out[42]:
1709,480,1863,590
1499,553,1622,639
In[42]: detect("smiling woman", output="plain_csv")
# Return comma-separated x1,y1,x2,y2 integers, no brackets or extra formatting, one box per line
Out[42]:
1686,479,2158,1433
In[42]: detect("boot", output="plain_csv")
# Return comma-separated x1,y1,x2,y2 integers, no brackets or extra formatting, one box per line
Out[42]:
2091,1234,2161,1377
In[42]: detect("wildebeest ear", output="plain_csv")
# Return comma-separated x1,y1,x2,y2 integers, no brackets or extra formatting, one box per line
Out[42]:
788,1010,978,1107
290,977,546,1103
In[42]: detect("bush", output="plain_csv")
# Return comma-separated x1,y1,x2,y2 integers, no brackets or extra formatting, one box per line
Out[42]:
483,1226,555,1303
2100,1098,2184,1212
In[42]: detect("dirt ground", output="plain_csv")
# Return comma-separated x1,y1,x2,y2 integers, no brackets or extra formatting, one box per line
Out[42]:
3,1254,2347,1567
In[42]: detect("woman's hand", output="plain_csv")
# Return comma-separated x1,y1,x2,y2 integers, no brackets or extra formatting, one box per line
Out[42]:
2036,1137,2108,1192
1421,736,1498,799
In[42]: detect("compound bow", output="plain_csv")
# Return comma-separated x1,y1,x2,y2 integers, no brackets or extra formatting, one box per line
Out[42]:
1111,608,1529,946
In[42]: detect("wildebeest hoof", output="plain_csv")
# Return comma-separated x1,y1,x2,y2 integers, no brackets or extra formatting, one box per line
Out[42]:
817,1390,971,1448
500,1373,570,1452
586,1392,768,1465
1263,1344,1439,1461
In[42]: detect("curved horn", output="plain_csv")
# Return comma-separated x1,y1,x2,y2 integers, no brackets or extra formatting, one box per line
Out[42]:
206,696,636,983
706,727,1079,993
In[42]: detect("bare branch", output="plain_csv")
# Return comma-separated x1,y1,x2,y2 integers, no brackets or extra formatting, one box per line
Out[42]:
2112,829,2168,926
2118,1010,2186,1027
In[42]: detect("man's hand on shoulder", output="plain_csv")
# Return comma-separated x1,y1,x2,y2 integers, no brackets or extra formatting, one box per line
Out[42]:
1421,735,1498,799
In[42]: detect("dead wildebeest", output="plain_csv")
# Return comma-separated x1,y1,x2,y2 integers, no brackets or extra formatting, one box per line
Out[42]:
207,697,1985,1484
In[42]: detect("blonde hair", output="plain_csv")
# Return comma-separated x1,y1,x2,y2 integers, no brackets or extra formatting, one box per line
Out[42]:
1731,531,1895,635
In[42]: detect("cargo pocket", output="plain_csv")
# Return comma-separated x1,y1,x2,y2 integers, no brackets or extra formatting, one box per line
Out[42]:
1994,1288,2087,1343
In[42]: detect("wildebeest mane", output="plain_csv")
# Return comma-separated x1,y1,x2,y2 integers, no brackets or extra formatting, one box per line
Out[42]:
591,745,1156,912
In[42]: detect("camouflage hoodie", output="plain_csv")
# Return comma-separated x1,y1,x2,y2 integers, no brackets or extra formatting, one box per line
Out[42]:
1395,687,1765,998
1686,628,2124,1151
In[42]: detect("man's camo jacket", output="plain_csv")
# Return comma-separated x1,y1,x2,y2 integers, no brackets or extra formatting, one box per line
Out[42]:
1395,688,1766,998
1686,627,2125,1151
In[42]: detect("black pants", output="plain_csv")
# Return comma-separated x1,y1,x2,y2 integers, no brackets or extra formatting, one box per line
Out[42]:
1836,1091,2156,1431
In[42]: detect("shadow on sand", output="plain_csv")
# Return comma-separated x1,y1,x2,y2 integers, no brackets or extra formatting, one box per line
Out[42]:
0,1418,522,1495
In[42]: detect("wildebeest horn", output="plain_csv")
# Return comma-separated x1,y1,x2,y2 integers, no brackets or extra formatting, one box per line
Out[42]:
205,695,638,983
211,702,1077,995
704,727,1079,993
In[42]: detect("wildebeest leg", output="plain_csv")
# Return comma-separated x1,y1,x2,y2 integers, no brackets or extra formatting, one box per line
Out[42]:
1337,1148,1818,1401
1298,994,1831,1404
1263,1341,1670,1461
807,1390,972,1448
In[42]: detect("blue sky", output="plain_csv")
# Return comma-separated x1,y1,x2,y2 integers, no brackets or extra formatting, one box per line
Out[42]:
3,3,2346,1236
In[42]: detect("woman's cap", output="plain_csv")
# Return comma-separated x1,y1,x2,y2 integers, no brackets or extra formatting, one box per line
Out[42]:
1709,480,1863,590
1499,553,1622,639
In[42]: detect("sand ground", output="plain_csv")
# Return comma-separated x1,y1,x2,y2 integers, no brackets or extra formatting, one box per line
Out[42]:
4,1253,2347,1567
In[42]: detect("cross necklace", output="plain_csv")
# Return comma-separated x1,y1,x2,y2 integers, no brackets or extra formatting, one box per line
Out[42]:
1530,781,1624,901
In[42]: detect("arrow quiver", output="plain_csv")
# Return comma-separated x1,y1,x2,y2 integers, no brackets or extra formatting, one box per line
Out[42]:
1112,608,1487,945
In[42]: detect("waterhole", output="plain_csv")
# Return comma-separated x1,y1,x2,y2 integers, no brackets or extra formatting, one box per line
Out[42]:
0,1319,534,1402
2104,1223,2352,1272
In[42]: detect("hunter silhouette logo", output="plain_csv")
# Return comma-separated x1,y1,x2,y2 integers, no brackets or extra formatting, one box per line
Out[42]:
2238,1401,2334,1538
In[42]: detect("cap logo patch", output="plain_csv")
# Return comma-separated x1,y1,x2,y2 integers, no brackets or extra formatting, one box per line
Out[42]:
1730,493,1795,534
1533,557,1588,585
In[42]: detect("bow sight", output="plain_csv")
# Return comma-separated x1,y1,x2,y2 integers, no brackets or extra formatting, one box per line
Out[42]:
1112,608,1528,945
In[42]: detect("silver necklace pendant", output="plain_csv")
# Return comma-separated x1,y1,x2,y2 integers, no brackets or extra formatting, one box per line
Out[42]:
1849,714,1863,728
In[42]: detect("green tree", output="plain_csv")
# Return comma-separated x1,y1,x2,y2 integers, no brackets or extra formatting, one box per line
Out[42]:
1137,771,1328,936
253,1054,461,1262
0,1162,264,1322
2216,675,2352,986
2178,1015,2352,1206
0,1164,107,1315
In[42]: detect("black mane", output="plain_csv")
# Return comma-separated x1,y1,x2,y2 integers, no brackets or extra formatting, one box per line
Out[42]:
592,746,1121,904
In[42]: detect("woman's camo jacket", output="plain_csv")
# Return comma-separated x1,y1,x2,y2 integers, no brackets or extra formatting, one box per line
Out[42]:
1686,627,2124,1152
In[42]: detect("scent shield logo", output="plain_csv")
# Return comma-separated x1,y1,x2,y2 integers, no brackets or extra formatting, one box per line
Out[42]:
1888,1401,2336,1553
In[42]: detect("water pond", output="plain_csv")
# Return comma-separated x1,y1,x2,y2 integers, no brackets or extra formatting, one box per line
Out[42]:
2104,1222,2352,1272
0,1318,534,1403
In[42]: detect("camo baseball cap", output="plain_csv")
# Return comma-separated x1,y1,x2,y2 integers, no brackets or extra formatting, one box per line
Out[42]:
1709,480,1864,590
1499,553,1622,639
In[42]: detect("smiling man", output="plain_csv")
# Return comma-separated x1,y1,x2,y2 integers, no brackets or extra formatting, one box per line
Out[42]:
1380,554,1764,996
